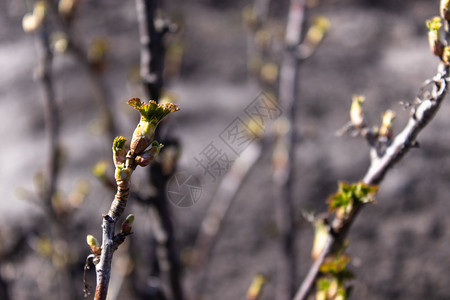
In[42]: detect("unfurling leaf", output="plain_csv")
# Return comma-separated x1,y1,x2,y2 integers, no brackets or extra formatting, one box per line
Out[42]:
328,182,378,216
128,98,179,154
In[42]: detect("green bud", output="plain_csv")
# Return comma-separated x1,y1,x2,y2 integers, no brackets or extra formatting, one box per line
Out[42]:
121,214,135,234
86,234,101,255
350,95,365,129
135,141,163,167
112,136,127,166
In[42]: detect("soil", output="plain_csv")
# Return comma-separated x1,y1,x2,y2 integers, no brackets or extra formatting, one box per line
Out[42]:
1,0,450,299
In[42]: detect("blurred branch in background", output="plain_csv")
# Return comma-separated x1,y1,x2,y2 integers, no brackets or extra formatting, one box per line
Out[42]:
133,1,185,299
273,1,307,298
273,1,329,299
45,0,118,142
187,1,329,299
22,1,83,299
189,141,262,299
294,2,450,299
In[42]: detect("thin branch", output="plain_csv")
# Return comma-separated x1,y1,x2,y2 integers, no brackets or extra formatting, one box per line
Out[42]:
293,65,449,300
275,0,306,299
93,100,179,300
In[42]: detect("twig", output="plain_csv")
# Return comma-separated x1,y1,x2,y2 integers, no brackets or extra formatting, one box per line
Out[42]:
190,142,263,299
92,100,179,300
275,0,306,299
293,64,449,300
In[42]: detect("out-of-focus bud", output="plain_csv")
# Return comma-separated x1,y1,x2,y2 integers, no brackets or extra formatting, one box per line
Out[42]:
161,143,182,175
254,28,272,50
112,136,127,166
36,237,53,257
33,1,47,23
22,14,38,33
379,110,395,139
260,62,278,85
127,98,179,155
50,32,69,53
304,16,330,46
159,90,179,105
22,1,47,33
86,235,101,255
58,0,78,19
68,180,90,208
51,191,67,217
120,214,135,234
165,42,184,78
350,95,365,129
135,141,163,167
242,6,258,30
33,171,46,196
327,278,339,299
315,290,326,300
88,38,109,73
426,17,444,57
311,218,329,261
92,160,109,180
441,0,450,21
246,273,267,300
443,46,450,65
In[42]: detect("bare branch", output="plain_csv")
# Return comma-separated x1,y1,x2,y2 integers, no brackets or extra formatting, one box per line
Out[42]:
190,142,262,299
275,0,306,299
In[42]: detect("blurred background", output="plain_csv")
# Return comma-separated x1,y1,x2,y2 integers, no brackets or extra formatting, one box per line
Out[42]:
1,0,450,299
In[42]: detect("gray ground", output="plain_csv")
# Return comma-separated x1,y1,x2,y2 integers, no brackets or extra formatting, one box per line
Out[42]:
1,0,450,299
